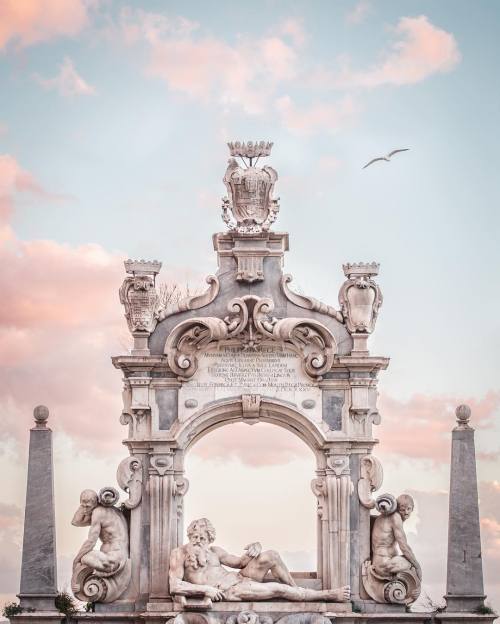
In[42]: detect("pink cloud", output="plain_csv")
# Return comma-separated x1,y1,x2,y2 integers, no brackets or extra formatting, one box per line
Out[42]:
118,9,299,113
36,57,96,97
0,503,22,596
377,391,500,463
0,155,126,452
0,154,53,223
0,155,197,456
0,0,89,50
275,94,358,135
335,15,460,88
346,1,372,25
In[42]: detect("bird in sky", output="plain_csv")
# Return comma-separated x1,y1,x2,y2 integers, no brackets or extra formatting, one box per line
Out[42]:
362,148,410,169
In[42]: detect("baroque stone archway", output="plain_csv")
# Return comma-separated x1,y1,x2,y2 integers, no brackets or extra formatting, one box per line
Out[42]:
176,398,326,587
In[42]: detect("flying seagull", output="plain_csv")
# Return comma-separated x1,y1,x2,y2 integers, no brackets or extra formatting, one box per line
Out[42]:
362,148,410,169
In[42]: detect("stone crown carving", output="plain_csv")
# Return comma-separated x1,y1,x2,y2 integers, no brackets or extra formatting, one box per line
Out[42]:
222,140,279,234
124,259,162,276
165,295,336,381
228,141,273,158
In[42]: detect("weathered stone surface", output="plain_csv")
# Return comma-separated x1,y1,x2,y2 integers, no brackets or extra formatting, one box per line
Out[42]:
18,407,58,612
169,518,350,603
156,387,179,430
444,406,485,612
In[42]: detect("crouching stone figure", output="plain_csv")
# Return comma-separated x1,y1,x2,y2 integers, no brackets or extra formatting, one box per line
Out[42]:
362,494,421,605
169,517,350,603
71,488,131,603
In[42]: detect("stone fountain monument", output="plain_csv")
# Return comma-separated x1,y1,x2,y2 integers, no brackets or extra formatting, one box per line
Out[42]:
13,142,496,624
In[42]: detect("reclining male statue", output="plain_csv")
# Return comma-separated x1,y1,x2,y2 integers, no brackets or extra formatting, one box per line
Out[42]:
169,517,350,602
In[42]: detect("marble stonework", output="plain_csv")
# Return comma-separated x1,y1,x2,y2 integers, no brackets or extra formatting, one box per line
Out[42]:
14,141,496,624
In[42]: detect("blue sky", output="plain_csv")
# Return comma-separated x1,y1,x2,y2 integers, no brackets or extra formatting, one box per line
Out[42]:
1,0,499,611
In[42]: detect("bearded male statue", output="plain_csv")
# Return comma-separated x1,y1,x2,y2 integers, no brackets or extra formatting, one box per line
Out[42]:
71,488,131,603
169,518,350,603
362,494,421,605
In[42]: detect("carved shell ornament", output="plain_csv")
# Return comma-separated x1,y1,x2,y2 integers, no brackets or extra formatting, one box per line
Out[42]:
165,295,336,381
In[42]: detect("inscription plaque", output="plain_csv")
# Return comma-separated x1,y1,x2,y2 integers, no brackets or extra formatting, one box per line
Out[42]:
187,346,316,390
178,346,322,423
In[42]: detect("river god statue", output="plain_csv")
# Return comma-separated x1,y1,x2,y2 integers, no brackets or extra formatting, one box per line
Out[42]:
169,518,350,603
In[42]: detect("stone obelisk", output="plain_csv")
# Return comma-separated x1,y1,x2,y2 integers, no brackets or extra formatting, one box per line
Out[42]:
18,406,59,613
444,404,485,612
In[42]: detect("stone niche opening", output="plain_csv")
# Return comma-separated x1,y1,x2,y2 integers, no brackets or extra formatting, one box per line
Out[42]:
183,421,318,581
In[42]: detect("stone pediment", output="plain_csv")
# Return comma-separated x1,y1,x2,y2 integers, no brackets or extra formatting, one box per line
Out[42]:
149,231,353,358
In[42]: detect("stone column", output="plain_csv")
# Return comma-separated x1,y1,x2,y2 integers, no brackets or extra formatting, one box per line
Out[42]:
149,452,177,600
18,406,59,613
321,452,351,590
444,405,485,612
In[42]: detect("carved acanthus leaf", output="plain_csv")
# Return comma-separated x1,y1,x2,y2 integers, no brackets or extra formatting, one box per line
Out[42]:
281,275,343,323
156,276,220,322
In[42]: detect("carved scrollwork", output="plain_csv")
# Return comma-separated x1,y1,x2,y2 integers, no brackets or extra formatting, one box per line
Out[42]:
281,274,344,323
116,456,143,509
361,561,420,605
227,612,273,624
156,275,220,321
358,455,383,509
273,318,335,378
166,317,229,379
165,295,337,381
311,477,326,518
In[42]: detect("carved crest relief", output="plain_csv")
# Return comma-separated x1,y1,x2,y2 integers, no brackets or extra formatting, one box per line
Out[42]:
164,296,336,381
222,141,280,233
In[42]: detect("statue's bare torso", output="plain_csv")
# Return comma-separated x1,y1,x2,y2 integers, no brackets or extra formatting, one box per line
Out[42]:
169,519,350,603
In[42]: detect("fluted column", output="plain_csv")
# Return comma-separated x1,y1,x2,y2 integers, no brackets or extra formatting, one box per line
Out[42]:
18,406,59,613
322,452,351,590
444,405,485,612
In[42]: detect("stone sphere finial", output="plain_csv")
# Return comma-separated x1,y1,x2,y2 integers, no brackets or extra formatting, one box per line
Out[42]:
33,405,49,426
455,404,471,429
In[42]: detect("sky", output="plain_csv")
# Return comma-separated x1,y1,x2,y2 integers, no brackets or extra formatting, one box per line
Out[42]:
1,0,499,614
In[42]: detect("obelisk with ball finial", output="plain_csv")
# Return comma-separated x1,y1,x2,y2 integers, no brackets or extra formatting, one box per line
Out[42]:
18,406,61,617
444,404,486,612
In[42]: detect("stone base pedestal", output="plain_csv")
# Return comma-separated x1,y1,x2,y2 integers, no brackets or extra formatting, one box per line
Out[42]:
61,603,497,624
10,612,64,624
444,596,488,612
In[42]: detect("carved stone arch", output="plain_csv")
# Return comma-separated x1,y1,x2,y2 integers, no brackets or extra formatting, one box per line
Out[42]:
173,396,327,465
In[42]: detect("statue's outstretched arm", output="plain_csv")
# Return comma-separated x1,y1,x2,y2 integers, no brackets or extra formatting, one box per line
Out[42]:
393,516,422,579
213,545,247,569
214,542,261,569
